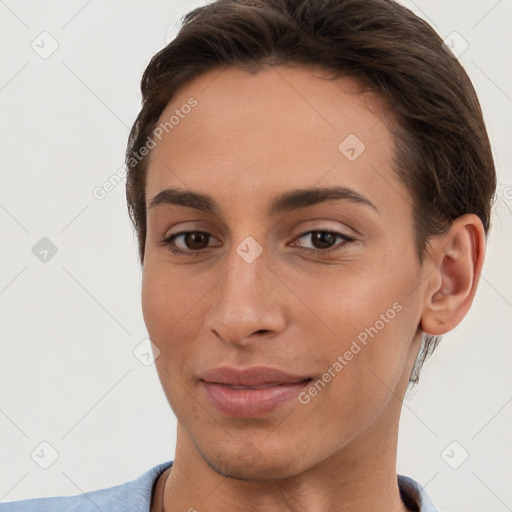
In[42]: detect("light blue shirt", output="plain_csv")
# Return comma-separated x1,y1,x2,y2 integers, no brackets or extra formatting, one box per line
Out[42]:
0,460,439,511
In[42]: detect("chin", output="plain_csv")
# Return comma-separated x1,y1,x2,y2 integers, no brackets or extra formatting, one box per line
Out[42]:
197,441,307,482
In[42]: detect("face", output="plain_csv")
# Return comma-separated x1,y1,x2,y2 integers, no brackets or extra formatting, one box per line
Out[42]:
142,65,426,480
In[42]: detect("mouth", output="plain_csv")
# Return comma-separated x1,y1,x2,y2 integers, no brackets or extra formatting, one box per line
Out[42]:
224,382,296,390
198,366,313,418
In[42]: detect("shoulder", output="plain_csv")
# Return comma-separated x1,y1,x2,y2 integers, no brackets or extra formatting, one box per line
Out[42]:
398,474,439,512
0,461,173,512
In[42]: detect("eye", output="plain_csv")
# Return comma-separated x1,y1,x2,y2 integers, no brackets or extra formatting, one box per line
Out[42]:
292,229,355,255
158,231,220,256
159,229,356,258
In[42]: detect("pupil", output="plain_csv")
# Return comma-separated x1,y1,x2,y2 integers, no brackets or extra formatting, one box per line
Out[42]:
186,232,208,250
313,231,335,249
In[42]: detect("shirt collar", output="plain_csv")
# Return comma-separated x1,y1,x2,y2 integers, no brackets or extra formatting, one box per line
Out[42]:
398,474,439,511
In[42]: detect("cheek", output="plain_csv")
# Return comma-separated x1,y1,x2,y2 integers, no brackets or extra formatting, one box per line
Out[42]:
141,264,203,337
295,251,420,378
141,265,202,379
287,263,401,339
141,265,207,408
293,269,418,441
141,266,171,340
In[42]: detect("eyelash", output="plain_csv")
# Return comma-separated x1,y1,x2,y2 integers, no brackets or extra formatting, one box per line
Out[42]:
158,229,356,258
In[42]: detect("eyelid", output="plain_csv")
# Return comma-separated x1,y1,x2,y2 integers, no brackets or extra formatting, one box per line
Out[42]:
288,218,358,238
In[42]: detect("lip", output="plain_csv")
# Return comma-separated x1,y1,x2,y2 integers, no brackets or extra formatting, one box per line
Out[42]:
199,366,312,418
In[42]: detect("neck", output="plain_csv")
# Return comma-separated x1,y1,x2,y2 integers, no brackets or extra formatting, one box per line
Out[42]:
162,417,410,512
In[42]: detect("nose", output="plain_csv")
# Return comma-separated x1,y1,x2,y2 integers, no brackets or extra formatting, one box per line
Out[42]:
204,242,287,346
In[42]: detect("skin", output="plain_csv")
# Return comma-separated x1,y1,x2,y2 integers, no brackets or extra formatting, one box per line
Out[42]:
142,65,485,512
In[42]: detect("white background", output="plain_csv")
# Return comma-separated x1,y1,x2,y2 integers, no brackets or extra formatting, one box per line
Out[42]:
0,1,511,510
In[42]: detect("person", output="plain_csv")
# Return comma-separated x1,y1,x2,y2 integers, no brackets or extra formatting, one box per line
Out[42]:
1,0,496,510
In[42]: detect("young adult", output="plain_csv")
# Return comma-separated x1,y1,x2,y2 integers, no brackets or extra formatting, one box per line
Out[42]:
1,0,496,510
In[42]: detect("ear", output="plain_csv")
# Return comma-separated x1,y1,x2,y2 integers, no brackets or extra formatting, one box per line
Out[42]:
419,214,486,336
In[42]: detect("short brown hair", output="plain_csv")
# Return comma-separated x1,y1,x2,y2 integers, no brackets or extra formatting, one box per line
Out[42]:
125,0,496,383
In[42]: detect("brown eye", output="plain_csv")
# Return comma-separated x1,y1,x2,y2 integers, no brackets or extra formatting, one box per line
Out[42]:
181,232,209,250
159,231,221,256
309,231,337,249
292,229,356,257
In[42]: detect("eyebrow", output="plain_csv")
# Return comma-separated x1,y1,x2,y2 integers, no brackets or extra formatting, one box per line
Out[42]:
148,186,379,215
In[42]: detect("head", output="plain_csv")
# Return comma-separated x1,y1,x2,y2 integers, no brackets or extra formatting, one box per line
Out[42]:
125,0,496,480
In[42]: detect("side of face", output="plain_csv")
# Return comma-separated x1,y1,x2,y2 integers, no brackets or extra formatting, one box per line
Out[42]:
140,65,429,480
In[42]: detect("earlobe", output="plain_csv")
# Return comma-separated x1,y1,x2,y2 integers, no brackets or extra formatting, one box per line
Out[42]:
419,214,486,336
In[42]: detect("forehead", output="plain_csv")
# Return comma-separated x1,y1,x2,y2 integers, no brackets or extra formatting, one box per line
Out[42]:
145,65,407,220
